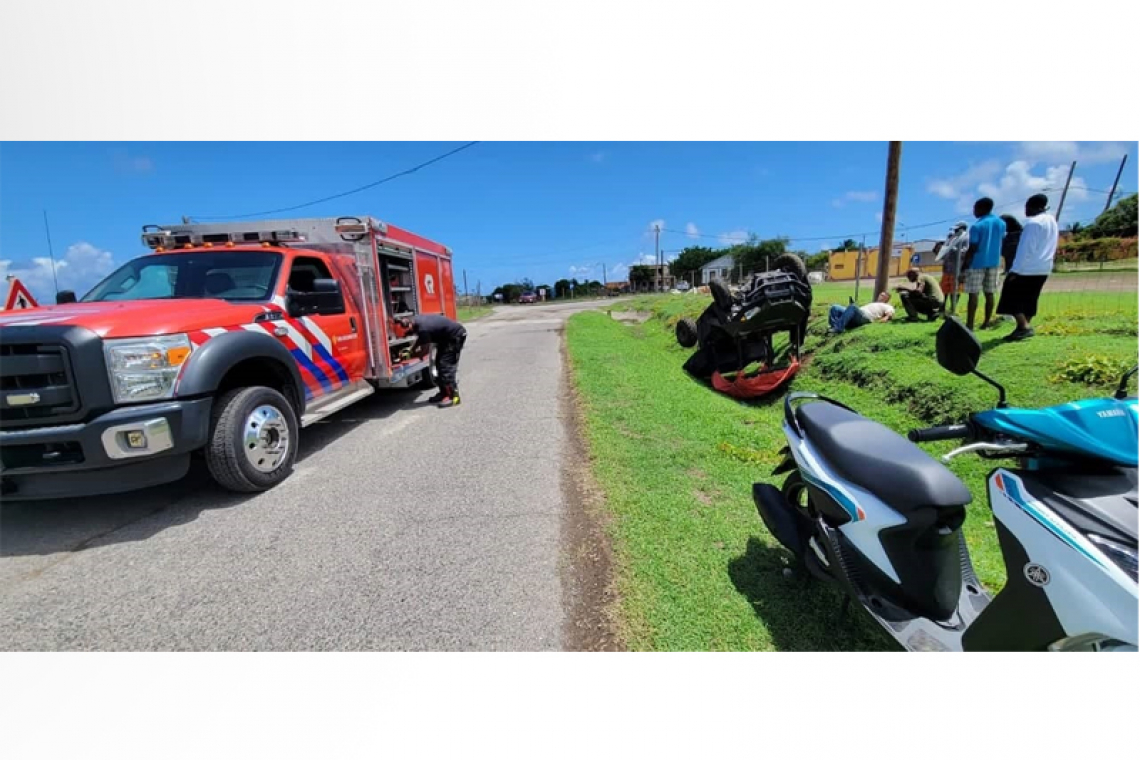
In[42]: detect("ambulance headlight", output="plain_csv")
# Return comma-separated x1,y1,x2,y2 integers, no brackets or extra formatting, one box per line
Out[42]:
104,334,193,404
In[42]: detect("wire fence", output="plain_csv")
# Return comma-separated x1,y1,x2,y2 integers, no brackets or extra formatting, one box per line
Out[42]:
664,242,1137,327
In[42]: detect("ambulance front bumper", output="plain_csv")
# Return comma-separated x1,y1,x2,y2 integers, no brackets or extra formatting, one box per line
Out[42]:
0,398,212,501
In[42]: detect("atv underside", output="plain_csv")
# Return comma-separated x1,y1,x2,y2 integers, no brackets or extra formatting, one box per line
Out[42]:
676,254,813,399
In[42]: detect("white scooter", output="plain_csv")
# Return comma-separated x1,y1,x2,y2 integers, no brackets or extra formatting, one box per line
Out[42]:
751,317,1138,651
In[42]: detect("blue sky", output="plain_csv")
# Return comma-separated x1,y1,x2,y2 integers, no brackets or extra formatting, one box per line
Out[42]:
1,141,1135,301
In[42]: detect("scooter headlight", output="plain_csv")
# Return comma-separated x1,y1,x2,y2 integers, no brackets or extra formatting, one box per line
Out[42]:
1087,534,1138,583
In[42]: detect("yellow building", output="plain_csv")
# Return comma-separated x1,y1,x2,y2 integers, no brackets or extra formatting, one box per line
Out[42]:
827,241,942,282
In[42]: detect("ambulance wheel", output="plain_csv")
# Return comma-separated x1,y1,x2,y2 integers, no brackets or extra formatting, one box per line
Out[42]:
675,317,698,348
709,278,733,311
206,386,299,493
773,253,808,281
415,345,439,390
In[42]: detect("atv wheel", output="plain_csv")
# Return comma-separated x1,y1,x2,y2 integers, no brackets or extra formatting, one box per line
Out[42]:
773,253,808,280
709,278,734,311
675,317,698,348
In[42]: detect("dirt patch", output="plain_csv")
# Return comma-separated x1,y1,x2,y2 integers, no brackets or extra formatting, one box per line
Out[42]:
609,310,652,324
693,489,714,506
559,330,623,651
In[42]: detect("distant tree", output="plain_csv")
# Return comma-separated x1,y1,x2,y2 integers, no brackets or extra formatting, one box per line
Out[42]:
535,283,552,297
833,238,858,252
520,277,535,291
1085,193,1138,239
554,279,572,298
732,237,789,275
805,251,830,270
669,245,721,277
1065,222,1084,235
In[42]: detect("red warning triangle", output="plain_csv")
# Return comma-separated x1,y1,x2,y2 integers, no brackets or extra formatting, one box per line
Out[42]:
3,278,39,310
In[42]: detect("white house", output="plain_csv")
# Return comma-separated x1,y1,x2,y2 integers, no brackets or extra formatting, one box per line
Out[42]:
699,254,735,284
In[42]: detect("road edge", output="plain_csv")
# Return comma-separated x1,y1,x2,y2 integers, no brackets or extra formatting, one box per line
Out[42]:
559,324,623,651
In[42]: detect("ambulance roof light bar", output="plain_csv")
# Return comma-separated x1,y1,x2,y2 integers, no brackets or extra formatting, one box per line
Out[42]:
141,224,305,250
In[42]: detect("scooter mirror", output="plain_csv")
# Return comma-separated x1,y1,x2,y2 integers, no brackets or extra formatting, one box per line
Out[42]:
936,317,981,376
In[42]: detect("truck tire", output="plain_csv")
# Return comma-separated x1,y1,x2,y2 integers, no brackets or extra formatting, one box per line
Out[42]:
675,317,698,348
206,386,299,493
773,253,808,281
414,345,439,390
709,278,734,311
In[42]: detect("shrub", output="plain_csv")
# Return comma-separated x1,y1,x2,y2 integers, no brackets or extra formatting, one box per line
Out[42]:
1050,355,1132,387
1055,236,1137,264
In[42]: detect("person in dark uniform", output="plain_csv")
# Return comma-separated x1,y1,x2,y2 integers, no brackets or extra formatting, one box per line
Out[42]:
395,314,468,407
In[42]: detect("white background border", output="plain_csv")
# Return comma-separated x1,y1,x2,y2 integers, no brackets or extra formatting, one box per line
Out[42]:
2,0,1137,756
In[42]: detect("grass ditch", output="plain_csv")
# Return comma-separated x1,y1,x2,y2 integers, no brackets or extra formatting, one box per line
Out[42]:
567,292,1137,651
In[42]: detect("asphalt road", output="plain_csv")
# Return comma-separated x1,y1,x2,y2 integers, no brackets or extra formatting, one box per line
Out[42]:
0,299,611,651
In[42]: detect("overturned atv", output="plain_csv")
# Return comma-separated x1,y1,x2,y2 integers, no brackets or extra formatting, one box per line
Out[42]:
676,254,812,399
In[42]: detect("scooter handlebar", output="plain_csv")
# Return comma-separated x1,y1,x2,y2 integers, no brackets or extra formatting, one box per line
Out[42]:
908,423,971,443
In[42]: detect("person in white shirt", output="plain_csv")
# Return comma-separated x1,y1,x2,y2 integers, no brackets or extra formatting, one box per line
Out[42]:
827,292,894,334
997,193,1058,341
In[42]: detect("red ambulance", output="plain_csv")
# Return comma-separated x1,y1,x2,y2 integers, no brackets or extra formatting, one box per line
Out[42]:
0,216,457,500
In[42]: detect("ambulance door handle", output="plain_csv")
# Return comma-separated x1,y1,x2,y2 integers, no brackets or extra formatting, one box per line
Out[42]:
350,317,357,333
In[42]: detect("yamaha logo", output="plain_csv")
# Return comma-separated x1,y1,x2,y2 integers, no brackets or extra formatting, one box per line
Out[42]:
1024,563,1050,587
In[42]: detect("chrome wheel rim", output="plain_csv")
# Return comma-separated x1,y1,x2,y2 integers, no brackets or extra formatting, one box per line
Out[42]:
243,404,290,473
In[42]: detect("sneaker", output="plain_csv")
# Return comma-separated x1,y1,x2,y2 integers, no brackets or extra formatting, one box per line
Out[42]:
1003,327,1035,342
438,394,461,407
427,391,446,403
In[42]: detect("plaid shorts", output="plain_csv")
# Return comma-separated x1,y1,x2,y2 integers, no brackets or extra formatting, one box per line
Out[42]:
941,272,964,294
963,266,999,294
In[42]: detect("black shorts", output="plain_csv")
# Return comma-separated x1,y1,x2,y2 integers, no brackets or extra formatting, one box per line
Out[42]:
997,274,1048,319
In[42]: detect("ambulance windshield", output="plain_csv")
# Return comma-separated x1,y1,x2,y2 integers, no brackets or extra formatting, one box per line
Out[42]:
83,251,283,303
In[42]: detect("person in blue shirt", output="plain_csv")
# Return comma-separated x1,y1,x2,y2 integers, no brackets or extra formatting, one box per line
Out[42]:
962,197,1006,331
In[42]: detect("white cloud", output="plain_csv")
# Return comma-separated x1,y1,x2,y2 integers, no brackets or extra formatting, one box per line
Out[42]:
568,265,594,277
1017,141,1129,166
608,262,629,279
1,242,117,303
718,229,749,246
924,160,1003,202
112,150,155,174
975,160,1090,220
832,189,879,208
685,222,700,239
588,151,605,163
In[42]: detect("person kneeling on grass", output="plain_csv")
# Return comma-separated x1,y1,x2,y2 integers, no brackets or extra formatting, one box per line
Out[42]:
895,267,944,322
996,193,1058,342
828,292,894,334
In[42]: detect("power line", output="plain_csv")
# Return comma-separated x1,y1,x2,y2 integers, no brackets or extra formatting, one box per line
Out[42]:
193,142,481,221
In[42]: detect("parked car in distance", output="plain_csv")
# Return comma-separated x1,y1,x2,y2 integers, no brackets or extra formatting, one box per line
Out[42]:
518,291,538,304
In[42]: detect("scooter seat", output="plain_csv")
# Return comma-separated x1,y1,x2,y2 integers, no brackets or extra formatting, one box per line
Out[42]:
795,401,972,511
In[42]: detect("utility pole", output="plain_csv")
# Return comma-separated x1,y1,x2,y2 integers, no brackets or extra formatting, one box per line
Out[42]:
1104,155,1128,213
874,141,902,298
602,263,607,287
855,236,865,304
463,269,468,299
42,211,61,296
1055,160,1077,225
654,224,661,291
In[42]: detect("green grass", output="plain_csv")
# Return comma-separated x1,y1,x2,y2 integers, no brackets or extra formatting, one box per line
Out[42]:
457,304,493,322
567,293,1138,651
